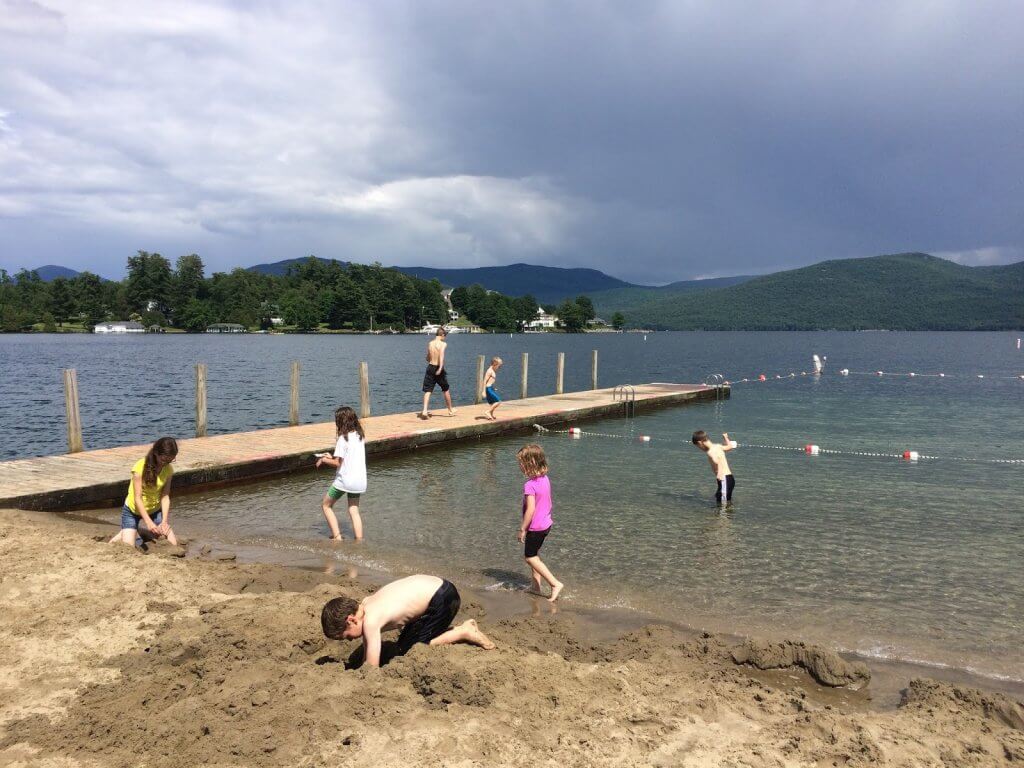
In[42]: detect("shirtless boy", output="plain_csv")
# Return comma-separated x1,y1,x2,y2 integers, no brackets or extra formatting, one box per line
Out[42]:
419,327,455,419
692,430,737,504
321,574,495,667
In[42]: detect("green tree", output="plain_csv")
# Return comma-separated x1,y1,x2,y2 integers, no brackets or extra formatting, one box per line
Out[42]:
557,299,586,332
281,289,320,330
170,254,206,319
177,299,215,333
575,295,596,322
125,251,173,313
73,272,108,329
611,311,626,330
48,277,76,326
512,294,539,329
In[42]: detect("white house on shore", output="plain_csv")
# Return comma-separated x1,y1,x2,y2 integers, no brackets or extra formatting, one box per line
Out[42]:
526,308,559,330
93,321,145,334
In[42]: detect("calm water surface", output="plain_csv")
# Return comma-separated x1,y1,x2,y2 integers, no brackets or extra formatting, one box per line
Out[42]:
3,332,1023,682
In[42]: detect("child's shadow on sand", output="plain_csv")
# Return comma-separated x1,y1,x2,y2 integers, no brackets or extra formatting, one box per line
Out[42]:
316,640,403,670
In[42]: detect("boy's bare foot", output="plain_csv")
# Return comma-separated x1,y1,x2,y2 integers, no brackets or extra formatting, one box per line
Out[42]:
330,534,344,541
548,582,564,602
417,413,429,420
461,619,496,650
447,409,457,417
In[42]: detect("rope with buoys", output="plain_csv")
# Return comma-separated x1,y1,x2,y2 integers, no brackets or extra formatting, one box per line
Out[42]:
718,369,1024,385
532,424,1024,466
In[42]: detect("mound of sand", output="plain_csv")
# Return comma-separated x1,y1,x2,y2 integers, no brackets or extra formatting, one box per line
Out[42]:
1,508,1021,767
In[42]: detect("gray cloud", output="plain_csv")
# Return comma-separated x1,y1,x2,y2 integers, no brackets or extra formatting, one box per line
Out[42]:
1,1,1022,283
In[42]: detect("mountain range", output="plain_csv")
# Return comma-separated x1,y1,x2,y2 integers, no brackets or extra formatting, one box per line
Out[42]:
16,253,1023,330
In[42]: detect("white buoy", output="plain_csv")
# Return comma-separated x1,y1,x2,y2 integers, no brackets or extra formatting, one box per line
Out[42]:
639,435,651,443
568,427,582,436
728,440,738,449
902,450,919,461
805,444,820,456
840,368,849,376
812,354,826,375
643,335,647,341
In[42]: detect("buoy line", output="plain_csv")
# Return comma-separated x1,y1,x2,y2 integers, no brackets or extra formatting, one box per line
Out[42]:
533,425,1024,465
720,369,1024,385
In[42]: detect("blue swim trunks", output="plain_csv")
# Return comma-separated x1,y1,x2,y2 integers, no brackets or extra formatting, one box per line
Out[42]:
485,386,501,404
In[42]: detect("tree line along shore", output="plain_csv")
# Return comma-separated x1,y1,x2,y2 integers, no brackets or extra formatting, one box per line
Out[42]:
0,253,623,334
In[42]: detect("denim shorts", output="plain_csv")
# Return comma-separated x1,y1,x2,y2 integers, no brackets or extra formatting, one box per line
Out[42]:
121,505,162,530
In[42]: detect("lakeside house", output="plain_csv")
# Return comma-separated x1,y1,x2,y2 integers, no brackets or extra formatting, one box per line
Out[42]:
93,321,144,334
206,323,247,334
526,308,559,330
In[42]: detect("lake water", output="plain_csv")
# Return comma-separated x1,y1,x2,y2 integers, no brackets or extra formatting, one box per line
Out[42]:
3,331,1023,684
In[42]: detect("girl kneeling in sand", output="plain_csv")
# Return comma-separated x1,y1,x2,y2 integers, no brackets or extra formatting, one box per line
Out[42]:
315,406,367,540
111,437,179,547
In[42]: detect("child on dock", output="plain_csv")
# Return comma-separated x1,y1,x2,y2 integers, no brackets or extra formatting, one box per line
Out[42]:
692,430,737,504
419,327,456,419
482,356,503,420
315,407,367,540
321,574,495,667
517,444,564,602
110,436,179,548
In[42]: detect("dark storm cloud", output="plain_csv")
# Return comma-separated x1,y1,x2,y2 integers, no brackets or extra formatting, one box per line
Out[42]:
1,1,1022,282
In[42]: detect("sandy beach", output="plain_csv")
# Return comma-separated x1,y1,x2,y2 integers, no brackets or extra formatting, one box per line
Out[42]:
1,508,1021,768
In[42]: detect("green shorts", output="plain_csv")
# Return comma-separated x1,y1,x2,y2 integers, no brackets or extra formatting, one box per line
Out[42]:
327,486,360,501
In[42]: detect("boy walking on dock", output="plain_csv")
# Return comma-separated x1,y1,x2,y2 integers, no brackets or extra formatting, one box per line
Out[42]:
481,357,503,420
692,430,737,504
419,327,456,419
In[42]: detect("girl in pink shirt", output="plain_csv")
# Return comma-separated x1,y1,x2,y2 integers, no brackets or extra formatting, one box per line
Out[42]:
517,444,564,602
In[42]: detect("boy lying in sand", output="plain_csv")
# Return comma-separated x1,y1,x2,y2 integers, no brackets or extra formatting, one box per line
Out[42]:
321,574,495,667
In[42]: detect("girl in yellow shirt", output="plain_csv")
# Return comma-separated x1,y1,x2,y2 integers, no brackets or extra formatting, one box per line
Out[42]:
111,437,179,547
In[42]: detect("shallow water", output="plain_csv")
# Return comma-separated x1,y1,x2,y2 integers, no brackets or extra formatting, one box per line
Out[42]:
7,331,1024,683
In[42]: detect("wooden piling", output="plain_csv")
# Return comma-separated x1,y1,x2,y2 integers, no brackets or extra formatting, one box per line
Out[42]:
475,355,486,404
289,361,300,426
521,352,529,399
62,369,83,454
195,363,207,437
359,362,370,418
556,352,565,395
591,349,599,390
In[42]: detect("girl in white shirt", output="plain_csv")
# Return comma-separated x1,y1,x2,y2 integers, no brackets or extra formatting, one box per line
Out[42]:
315,406,367,540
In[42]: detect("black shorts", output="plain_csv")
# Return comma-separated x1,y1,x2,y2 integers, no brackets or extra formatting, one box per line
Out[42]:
523,527,550,558
715,474,736,503
396,579,461,654
422,364,450,393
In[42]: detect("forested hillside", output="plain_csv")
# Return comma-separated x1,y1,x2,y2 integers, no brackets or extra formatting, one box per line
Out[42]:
625,253,1024,330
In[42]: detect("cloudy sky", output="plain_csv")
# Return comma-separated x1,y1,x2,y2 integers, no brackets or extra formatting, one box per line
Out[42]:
1,1,1022,284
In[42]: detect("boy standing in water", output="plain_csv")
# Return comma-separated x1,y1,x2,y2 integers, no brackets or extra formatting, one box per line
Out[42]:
419,327,456,419
692,430,737,504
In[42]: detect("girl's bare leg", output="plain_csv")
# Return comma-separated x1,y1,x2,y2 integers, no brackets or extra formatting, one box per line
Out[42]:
321,494,343,539
348,499,363,540
525,556,564,602
111,529,136,546
527,566,543,595
430,619,496,650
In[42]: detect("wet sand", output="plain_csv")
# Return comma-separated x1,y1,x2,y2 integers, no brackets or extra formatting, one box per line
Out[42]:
1,508,1021,767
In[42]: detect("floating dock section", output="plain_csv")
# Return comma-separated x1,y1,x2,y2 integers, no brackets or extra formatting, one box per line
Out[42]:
0,382,725,511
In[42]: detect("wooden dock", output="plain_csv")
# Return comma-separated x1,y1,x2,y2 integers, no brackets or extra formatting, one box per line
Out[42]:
0,382,726,511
